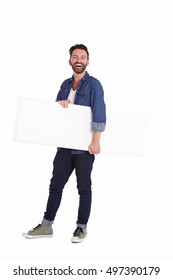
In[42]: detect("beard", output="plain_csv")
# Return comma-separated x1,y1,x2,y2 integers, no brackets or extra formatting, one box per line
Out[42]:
71,63,87,74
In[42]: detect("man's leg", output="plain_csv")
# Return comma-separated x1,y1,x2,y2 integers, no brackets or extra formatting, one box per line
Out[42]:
71,152,95,243
43,149,74,222
22,149,74,238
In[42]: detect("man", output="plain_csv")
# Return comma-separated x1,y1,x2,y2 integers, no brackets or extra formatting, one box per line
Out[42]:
22,44,106,242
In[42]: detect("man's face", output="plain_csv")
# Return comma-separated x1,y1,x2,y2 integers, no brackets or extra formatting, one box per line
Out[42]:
69,49,89,74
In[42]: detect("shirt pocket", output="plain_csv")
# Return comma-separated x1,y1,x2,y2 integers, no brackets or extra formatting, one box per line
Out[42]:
75,91,90,105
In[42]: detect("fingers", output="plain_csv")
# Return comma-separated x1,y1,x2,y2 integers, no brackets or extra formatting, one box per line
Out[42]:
58,100,71,108
88,144,100,155
88,146,93,154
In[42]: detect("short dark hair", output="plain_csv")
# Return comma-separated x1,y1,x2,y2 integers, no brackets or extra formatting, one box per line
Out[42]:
69,44,89,59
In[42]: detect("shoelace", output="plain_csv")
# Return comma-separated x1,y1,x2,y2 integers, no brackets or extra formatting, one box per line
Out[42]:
73,227,83,236
29,224,42,233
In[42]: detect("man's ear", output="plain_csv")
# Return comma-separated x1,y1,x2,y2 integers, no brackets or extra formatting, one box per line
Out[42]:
69,59,72,66
87,60,90,66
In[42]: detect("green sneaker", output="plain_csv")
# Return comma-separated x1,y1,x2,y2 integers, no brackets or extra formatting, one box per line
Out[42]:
71,227,87,243
22,224,53,239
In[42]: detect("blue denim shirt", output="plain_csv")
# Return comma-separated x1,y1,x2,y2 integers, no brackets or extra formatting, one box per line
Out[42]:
56,72,106,153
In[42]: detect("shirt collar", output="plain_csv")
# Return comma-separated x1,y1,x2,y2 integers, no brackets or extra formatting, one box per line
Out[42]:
70,71,89,81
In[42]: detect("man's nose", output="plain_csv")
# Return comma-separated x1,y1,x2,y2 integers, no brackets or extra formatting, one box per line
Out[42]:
76,57,81,63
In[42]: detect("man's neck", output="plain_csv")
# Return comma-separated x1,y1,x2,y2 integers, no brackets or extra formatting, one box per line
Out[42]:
73,71,86,82
72,71,86,90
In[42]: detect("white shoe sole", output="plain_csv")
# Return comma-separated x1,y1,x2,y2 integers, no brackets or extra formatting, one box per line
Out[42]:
71,235,87,243
71,238,84,243
22,233,53,239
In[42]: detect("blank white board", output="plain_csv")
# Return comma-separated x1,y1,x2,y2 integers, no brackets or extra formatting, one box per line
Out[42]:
14,97,145,157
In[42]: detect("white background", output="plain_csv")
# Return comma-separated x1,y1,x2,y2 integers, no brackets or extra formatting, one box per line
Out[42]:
0,0,173,274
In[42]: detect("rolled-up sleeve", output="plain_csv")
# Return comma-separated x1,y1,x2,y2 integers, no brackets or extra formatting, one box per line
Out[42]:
92,122,106,132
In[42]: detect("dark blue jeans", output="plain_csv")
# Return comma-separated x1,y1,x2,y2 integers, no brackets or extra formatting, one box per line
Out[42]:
44,149,95,227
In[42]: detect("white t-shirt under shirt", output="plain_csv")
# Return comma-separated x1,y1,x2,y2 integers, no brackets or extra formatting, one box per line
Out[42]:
68,88,76,104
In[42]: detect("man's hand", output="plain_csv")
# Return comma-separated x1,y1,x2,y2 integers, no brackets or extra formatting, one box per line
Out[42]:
88,142,100,154
58,100,71,108
88,131,101,154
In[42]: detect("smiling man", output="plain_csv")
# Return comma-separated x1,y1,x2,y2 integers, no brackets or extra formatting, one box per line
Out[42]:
22,44,106,243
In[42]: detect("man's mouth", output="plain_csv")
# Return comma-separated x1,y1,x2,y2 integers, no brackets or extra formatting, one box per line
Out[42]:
75,63,82,67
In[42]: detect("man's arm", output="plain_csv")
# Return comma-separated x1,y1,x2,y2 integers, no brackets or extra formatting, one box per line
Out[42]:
88,131,101,154
89,80,106,155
